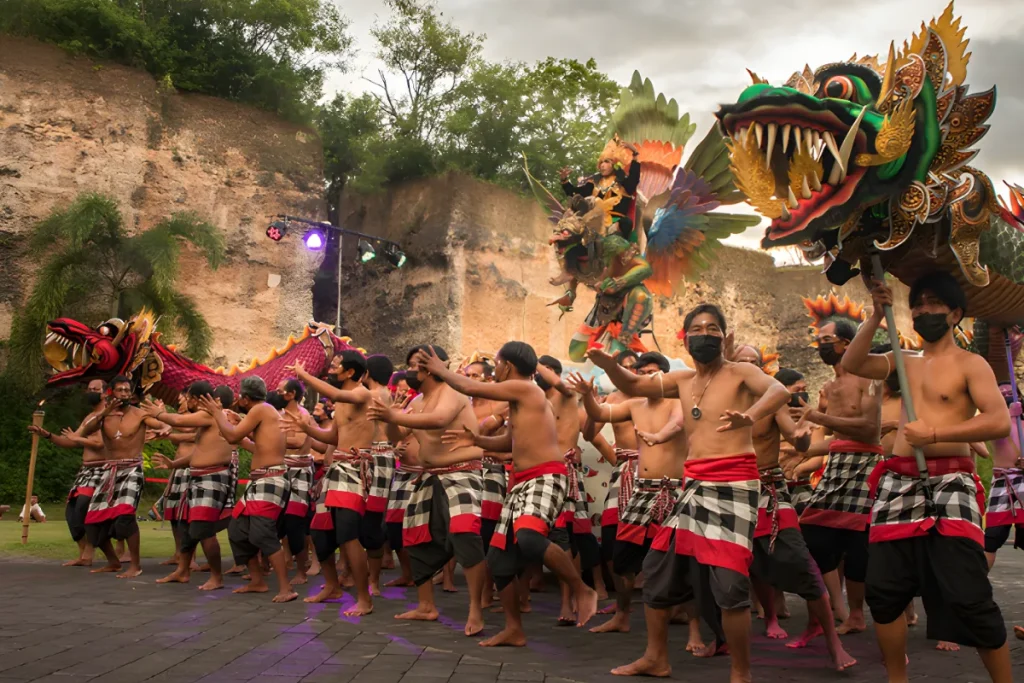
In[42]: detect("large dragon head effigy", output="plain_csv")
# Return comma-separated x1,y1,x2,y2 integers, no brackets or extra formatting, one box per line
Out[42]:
43,311,362,402
716,2,1024,330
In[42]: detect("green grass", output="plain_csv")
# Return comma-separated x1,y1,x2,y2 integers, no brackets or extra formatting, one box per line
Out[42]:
0,516,229,561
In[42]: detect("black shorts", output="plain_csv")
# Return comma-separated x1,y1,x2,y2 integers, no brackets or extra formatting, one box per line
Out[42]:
65,496,90,543
801,523,869,582
487,527,553,592
749,529,825,601
228,514,281,566
601,524,617,564
983,524,1023,553
85,515,139,548
407,481,485,586
866,534,1006,649
311,508,387,562
386,521,404,551
612,538,650,577
480,518,498,551
180,518,229,554
640,546,727,646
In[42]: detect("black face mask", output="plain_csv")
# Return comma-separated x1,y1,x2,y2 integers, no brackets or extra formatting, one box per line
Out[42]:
266,391,287,411
85,391,103,406
405,373,423,392
788,391,809,408
913,313,950,343
687,335,722,364
818,342,843,366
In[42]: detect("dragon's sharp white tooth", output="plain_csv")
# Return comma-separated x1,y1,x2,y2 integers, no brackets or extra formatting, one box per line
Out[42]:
806,129,816,156
801,174,812,199
765,123,777,162
781,124,791,153
810,170,822,191
754,122,764,148
787,185,799,209
823,131,844,173
793,126,802,154
780,203,792,220
838,106,867,172
828,160,843,185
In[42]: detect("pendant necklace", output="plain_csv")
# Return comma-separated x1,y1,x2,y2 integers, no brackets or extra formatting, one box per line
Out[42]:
690,368,720,420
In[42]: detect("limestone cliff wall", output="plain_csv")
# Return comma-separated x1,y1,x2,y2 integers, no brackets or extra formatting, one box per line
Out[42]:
0,36,325,369
339,173,912,396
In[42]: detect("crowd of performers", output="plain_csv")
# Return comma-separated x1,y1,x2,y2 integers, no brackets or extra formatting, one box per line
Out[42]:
30,270,1024,682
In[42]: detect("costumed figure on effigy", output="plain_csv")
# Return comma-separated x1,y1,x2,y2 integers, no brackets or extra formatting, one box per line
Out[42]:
526,72,760,362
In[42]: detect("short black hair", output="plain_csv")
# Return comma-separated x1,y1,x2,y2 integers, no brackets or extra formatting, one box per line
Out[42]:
366,354,395,385
110,374,132,389
188,380,215,398
338,350,367,381
636,351,670,373
405,344,449,366
871,342,893,354
614,349,639,366
389,370,407,385
498,341,538,376
832,319,858,342
214,385,234,409
774,367,804,387
683,302,727,334
283,378,305,402
537,354,562,376
909,271,967,322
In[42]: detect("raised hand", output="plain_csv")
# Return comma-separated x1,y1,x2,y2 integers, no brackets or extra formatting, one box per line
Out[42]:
27,425,45,436
177,394,188,413
366,397,394,423
140,398,165,417
441,427,475,452
195,394,221,415
867,279,894,320
565,372,594,397
61,427,78,440
559,166,571,181
717,410,754,433
286,361,307,377
411,346,447,377
587,348,615,370
151,453,173,469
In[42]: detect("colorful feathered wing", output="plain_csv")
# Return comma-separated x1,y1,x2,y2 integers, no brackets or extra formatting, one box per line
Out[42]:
644,126,761,296
998,182,1024,230
522,152,567,224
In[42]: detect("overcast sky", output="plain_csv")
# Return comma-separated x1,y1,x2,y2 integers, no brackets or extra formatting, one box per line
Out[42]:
325,0,1024,262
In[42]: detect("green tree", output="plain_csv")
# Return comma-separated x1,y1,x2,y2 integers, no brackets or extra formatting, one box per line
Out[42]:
7,193,225,388
317,93,387,212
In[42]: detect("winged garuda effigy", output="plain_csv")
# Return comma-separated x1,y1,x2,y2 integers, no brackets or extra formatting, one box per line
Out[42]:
715,2,1024,361
525,72,760,362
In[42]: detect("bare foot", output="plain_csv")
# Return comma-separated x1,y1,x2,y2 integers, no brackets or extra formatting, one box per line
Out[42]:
590,612,630,633
156,570,190,584
596,587,609,601
189,561,201,571
233,582,269,594
611,656,671,677
308,562,321,577
598,603,618,615
118,554,131,563
836,616,866,635
290,573,308,586
340,574,355,589
686,633,706,653
273,590,299,603
62,558,93,567
936,641,960,652
369,582,382,597
224,564,244,575
304,584,345,603
196,563,211,573
692,641,728,658
465,615,484,637
382,555,395,570
480,627,526,648
159,556,178,566
384,576,414,587
117,567,143,579
575,586,599,628
1015,625,1024,640
443,584,458,593
198,577,223,591
395,606,438,621
905,603,918,627
519,598,532,614
344,599,373,617
90,562,122,574
828,641,858,671
765,618,788,639
787,622,823,649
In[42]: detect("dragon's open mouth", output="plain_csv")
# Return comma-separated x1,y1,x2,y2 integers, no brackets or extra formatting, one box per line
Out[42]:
43,329,93,380
719,103,869,243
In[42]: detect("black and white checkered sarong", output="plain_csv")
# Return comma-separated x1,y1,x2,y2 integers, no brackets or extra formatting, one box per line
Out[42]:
986,467,1024,527
85,458,144,524
491,463,568,550
402,464,483,546
801,444,881,530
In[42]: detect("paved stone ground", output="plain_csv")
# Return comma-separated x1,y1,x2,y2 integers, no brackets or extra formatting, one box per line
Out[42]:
1,552,1022,683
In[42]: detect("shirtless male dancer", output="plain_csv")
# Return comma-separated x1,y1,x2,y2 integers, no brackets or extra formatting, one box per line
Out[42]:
984,377,1024,567
29,379,108,567
843,271,1012,683
386,401,422,589
792,318,882,634
287,352,377,613
270,378,315,586
433,340,598,647
145,383,238,590
367,345,488,637
536,355,598,625
590,303,790,681
730,345,855,668
570,351,701,651
774,369,813,513
199,377,296,603
73,375,165,578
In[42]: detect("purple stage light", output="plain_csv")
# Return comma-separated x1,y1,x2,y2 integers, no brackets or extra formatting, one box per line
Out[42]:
303,229,325,251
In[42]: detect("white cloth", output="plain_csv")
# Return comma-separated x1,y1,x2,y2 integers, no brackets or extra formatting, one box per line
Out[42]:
19,503,45,521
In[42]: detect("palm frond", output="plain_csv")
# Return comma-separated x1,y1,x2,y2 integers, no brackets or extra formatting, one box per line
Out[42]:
153,212,226,269
29,193,124,254
127,229,181,298
167,291,213,362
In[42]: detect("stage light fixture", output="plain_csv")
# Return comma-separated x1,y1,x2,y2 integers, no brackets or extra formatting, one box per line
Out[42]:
383,243,407,268
303,229,325,251
358,239,376,263
266,220,289,241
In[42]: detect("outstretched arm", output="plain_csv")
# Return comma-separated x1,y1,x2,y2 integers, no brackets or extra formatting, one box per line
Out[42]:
775,405,812,452
586,349,685,398
199,396,259,444
638,400,685,446
536,363,572,397
413,347,536,403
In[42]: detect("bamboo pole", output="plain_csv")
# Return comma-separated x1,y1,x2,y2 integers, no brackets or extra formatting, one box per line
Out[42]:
22,409,44,544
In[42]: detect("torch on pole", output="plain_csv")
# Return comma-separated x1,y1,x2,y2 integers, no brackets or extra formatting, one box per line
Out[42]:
22,404,45,545
869,256,932,503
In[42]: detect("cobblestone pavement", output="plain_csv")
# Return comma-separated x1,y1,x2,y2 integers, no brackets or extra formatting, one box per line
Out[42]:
0,552,1021,682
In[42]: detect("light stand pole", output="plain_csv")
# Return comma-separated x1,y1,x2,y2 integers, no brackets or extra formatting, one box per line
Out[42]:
336,233,343,332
